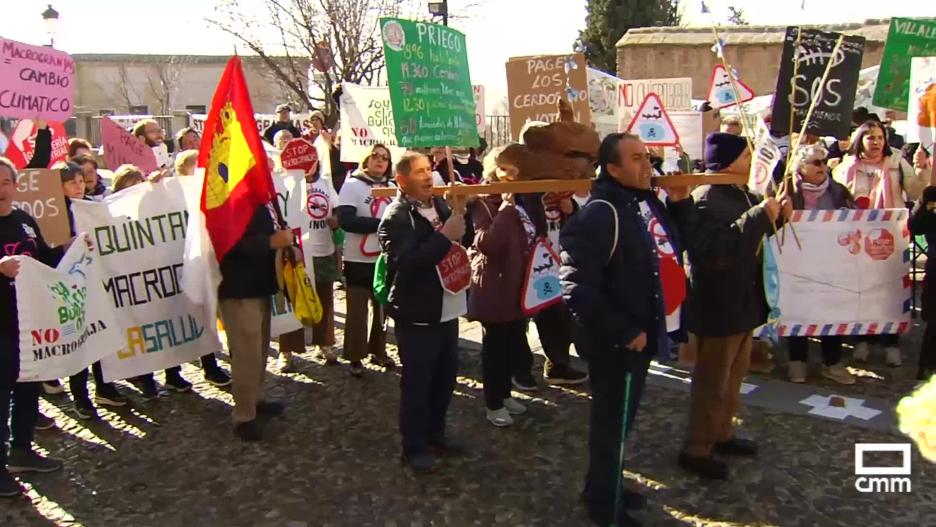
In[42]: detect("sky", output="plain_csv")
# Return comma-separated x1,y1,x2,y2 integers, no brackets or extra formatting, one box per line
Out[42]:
3,0,936,108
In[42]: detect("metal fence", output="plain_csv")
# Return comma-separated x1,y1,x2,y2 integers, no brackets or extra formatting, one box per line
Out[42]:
483,115,512,149
67,115,176,147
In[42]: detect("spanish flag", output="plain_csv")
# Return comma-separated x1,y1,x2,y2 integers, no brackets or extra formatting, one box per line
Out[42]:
197,56,276,261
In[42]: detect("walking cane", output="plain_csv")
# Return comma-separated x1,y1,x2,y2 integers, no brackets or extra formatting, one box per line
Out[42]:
611,371,633,527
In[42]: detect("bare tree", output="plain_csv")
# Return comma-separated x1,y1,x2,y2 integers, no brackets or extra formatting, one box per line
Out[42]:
145,56,191,114
727,6,748,25
108,63,143,112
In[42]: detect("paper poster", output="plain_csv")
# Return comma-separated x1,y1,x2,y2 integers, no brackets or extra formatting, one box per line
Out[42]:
12,240,123,382
3,119,68,169
907,56,936,150
748,117,781,195
616,77,692,131
667,111,704,160
707,64,755,110
521,238,563,316
626,93,680,146
874,18,936,111
588,67,621,138
771,27,865,139
506,53,590,141
12,169,70,247
100,116,159,173
338,83,408,163
0,37,75,121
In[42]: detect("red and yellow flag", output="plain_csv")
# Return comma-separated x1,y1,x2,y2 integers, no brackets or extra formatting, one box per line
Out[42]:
197,56,276,261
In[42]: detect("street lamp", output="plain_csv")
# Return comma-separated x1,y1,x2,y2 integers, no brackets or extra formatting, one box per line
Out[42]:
427,0,448,26
41,4,59,48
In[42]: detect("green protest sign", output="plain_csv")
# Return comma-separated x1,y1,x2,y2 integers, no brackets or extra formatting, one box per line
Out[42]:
380,17,478,148
873,17,936,111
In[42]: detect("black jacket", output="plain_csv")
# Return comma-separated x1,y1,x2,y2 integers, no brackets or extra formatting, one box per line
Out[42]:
262,122,301,145
218,205,278,299
909,185,936,322
685,184,780,337
378,195,460,325
560,177,692,359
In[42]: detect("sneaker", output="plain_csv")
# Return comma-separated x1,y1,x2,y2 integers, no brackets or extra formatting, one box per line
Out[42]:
256,401,285,418
319,346,339,366
370,355,397,370
853,342,870,363
714,437,758,457
486,407,514,427
821,363,856,385
276,353,295,374
678,451,728,480
165,374,193,393
132,377,160,402
543,364,588,385
203,368,232,387
34,413,55,431
401,452,435,473
502,397,527,415
350,360,364,377
511,374,539,392
0,469,23,498
42,380,65,395
787,360,807,383
234,420,262,441
885,346,902,367
94,384,128,407
74,398,100,420
6,448,63,474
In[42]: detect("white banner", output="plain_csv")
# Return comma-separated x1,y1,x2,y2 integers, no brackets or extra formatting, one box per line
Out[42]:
72,178,216,381
190,113,316,136
11,241,123,382
770,209,911,337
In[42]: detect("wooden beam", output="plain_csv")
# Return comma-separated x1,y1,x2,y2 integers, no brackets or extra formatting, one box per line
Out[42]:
370,173,748,198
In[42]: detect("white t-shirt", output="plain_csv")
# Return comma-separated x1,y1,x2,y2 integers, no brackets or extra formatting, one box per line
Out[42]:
337,175,394,263
416,205,467,323
302,176,339,257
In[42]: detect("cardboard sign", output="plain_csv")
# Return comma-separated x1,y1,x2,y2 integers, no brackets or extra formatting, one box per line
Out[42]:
874,18,936,111
3,119,67,169
12,169,70,247
436,243,470,295
521,238,563,316
100,116,158,173
707,65,755,110
506,53,591,141
0,37,75,122
281,138,319,172
381,18,478,148
616,77,692,131
907,56,936,151
771,27,865,139
626,93,680,146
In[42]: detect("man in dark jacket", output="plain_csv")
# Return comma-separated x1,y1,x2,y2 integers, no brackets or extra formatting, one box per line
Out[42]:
560,133,692,527
679,132,791,480
262,104,302,145
377,151,467,473
217,205,295,441
909,184,936,380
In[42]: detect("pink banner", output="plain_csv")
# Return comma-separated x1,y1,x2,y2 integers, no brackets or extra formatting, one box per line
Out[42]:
0,38,75,122
100,116,158,173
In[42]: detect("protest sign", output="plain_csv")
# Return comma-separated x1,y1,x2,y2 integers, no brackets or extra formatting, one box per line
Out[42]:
339,83,407,163
190,113,317,136
473,85,486,135
72,178,215,381
626,93,680,146
748,117,781,195
506,53,590,141
874,18,936,111
617,77,691,131
100,116,159,173
907,57,936,151
667,111,703,160
587,67,621,138
436,244,470,295
12,169,70,247
271,170,316,335
757,209,911,337
707,65,755,110
0,37,75,122
281,138,319,172
381,18,478,147
12,240,123,382
521,239,562,316
771,27,865,139
3,119,68,169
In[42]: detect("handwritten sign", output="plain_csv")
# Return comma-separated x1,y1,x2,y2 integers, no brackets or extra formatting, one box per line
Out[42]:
381,18,478,148
12,169,70,247
626,93,680,146
100,116,158,173
0,38,75,122
874,18,936,111
617,77,691,131
505,53,590,141
281,138,318,172
771,27,865,139
707,65,755,110
3,119,67,169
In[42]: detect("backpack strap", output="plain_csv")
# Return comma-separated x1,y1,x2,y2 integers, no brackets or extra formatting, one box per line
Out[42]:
587,199,618,264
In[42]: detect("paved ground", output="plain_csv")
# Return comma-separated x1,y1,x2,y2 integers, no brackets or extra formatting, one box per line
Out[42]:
3,296,934,527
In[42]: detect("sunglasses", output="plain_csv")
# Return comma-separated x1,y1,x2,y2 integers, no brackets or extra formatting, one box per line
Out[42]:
808,159,828,166
370,153,390,162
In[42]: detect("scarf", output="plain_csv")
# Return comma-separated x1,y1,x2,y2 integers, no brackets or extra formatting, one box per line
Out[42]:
798,174,830,210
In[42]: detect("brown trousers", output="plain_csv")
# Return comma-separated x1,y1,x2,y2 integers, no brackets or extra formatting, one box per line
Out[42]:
278,328,305,355
219,297,272,424
311,280,336,347
685,332,752,456
343,284,387,362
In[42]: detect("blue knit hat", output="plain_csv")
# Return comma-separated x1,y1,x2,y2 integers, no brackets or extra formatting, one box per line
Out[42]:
704,132,748,172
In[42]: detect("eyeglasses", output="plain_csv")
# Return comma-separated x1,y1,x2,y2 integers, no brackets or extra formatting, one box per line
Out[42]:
808,159,828,166
370,153,390,162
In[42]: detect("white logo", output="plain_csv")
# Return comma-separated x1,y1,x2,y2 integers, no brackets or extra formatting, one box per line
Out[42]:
854,443,912,493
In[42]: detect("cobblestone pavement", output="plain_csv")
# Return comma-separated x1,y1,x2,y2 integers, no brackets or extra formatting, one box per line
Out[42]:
3,298,934,527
